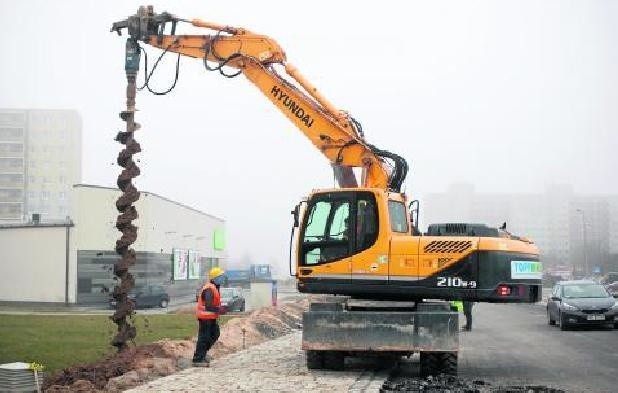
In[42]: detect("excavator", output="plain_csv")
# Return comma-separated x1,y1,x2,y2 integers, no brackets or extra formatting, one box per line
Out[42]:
111,6,542,374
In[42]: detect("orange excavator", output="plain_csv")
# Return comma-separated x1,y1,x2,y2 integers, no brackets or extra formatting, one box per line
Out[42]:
111,6,542,373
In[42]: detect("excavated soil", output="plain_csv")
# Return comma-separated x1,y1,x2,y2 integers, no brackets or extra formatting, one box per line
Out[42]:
44,298,308,392
381,374,566,393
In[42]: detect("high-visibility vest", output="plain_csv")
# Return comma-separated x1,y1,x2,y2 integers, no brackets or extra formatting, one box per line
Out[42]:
450,300,463,312
195,282,221,320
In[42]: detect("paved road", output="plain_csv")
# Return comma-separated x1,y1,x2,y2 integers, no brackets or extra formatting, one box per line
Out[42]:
455,303,617,392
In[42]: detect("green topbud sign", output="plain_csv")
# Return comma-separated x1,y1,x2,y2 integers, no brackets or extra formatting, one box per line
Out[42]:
511,261,543,280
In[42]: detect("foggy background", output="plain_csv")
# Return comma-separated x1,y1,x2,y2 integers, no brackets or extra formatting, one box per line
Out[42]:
1,0,617,276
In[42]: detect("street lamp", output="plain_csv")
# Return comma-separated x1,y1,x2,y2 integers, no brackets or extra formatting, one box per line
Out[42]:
576,209,588,275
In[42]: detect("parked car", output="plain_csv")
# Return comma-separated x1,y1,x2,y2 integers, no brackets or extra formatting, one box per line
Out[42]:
220,287,246,312
110,284,170,309
547,280,618,330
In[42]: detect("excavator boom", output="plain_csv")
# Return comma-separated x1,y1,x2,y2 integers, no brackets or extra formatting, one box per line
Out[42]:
111,5,408,192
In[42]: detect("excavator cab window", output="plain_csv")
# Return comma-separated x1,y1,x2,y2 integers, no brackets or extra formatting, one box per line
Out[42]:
300,191,378,266
302,197,351,265
388,200,408,233
355,196,378,252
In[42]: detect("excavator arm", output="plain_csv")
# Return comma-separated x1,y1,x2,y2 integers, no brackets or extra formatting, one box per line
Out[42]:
111,6,408,191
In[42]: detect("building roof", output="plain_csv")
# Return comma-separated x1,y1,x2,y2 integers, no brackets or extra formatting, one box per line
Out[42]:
0,221,74,229
73,184,225,222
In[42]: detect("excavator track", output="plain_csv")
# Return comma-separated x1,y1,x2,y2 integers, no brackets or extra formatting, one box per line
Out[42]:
109,55,142,351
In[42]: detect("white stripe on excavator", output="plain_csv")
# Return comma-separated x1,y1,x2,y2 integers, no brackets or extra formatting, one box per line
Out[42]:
389,276,427,281
351,275,388,280
305,274,427,281
304,274,348,279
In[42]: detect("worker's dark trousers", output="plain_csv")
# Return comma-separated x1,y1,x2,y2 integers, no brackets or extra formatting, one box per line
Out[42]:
463,301,474,330
193,319,220,362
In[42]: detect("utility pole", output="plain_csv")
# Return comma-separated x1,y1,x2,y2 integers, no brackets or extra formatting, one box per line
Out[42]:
576,208,588,275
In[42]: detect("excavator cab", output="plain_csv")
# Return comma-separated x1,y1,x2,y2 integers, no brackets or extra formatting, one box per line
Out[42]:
294,189,542,303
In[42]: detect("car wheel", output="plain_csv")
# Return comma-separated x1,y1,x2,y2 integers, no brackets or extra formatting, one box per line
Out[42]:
547,309,556,325
159,299,169,308
559,312,569,331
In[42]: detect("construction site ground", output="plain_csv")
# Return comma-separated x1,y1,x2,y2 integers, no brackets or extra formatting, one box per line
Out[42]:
41,298,617,392
128,302,616,393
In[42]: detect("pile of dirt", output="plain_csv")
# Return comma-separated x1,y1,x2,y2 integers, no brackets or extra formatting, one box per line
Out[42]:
381,374,566,393
44,298,308,392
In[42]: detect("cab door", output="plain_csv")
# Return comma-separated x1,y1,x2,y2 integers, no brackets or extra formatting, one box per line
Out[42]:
387,199,420,284
350,192,389,283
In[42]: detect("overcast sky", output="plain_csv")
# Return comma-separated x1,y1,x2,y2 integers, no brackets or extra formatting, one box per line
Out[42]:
1,1,617,275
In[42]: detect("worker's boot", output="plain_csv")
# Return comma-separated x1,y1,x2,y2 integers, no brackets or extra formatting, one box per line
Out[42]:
192,359,210,368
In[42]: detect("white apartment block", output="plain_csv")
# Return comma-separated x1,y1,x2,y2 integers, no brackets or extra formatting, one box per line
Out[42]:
0,109,81,222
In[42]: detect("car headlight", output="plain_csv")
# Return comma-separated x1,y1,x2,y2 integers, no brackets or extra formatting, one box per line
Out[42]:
611,301,618,310
561,302,578,311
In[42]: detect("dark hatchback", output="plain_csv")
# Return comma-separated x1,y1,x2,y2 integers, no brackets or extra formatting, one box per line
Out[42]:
110,284,170,309
547,280,618,330
220,287,246,312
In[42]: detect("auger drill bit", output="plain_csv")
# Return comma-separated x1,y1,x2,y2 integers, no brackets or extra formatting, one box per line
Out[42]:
110,37,142,352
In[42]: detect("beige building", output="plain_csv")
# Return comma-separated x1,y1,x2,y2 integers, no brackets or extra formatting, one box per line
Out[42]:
0,184,226,304
0,109,81,222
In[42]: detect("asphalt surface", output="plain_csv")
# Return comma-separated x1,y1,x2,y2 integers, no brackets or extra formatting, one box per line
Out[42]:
390,302,617,392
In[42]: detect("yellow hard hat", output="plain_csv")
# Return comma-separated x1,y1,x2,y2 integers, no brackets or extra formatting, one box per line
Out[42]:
209,267,225,279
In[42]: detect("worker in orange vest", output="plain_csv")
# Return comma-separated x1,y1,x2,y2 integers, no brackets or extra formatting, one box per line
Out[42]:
192,267,226,367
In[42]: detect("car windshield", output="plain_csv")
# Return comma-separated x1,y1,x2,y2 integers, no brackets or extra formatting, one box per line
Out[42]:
220,288,234,298
563,284,609,298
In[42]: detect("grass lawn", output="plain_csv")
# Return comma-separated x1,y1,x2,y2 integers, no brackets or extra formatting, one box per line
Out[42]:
0,314,233,372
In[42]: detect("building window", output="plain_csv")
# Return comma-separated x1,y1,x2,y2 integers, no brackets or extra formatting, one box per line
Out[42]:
0,189,22,199
0,143,24,154
28,191,37,199
0,113,25,124
0,174,23,184
0,127,24,139
28,175,35,183
77,278,92,293
41,191,50,200
59,175,66,184
0,158,23,169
